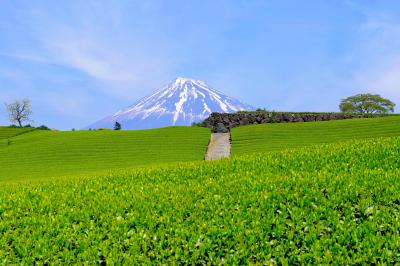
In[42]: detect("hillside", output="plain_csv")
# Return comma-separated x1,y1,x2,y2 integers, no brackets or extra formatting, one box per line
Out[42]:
0,127,210,182
0,126,36,141
1,137,399,264
231,116,400,155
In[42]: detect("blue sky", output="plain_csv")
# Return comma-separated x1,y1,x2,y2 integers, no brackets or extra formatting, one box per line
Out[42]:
1,0,400,129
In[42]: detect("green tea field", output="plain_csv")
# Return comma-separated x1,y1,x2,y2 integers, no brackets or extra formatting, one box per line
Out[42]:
1,136,399,264
3,1,400,263
231,116,400,155
0,126,36,141
0,126,210,182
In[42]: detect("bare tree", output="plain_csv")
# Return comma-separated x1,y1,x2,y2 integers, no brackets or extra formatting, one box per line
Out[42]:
5,98,33,127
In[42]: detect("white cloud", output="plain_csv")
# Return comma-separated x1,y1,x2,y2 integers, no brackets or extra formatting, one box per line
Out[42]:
0,53,50,64
353,12,400,109
48,39,139,83
7,2,178,101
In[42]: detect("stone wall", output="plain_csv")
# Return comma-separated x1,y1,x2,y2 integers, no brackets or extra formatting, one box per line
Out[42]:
202,112,381,133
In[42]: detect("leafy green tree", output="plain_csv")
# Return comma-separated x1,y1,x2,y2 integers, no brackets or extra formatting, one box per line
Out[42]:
339,93,395,114
114,122,122,130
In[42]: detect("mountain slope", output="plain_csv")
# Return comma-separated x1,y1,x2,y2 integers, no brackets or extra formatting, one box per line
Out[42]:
87,77,253,130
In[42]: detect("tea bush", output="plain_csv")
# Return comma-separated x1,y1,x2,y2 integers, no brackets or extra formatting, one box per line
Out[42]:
1,137,399,264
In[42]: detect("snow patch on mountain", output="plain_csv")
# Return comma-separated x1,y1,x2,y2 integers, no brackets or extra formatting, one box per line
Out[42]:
87,77,254,130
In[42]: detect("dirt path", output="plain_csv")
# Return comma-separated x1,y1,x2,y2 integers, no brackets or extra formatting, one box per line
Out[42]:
205,133,231,160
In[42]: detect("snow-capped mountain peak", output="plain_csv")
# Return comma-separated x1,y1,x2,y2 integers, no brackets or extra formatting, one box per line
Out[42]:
87,77,254,130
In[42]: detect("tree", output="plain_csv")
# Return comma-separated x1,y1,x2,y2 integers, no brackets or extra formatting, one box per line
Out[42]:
339,93,395,114
5,98,33,127
114,122,121,130
36,125,50,130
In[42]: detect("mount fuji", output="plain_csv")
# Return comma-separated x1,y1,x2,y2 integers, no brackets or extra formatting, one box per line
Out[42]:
87,77,254,130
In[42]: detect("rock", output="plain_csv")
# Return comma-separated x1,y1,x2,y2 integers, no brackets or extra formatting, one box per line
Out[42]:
215,123,228,133
282,114,289,122
202,112,376,132
239,117,250,125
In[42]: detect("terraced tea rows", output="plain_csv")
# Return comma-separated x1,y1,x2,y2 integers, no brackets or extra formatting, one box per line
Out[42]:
231,116,400,155
0,137,399,264
0,127,210,182
0,126,35,141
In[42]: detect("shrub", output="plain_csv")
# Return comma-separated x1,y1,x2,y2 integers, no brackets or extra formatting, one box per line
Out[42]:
36,125,50,130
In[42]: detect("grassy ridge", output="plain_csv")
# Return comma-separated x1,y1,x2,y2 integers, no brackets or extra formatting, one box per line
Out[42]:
0,127,210,182
1,137,399,264
231,116,400,155
0,126,35,141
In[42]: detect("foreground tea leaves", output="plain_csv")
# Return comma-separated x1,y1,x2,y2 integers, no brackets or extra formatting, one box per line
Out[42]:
1,137,400,264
